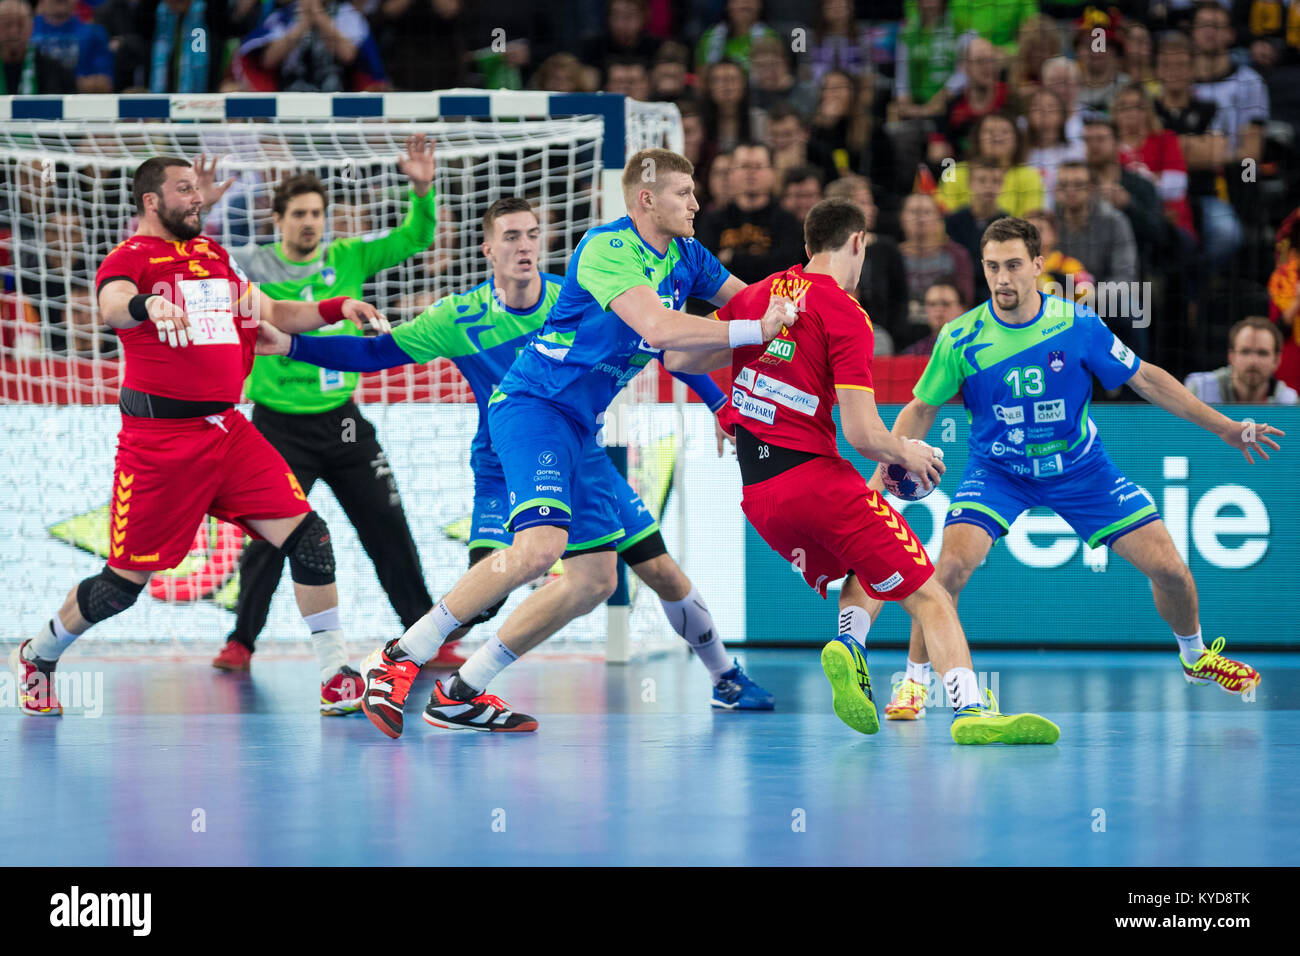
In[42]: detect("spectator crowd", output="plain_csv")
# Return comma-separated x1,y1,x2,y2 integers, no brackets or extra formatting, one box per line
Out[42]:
3,0,1300,399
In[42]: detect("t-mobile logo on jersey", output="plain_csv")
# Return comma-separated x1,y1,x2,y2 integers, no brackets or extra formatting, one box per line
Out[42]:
49,886,151,936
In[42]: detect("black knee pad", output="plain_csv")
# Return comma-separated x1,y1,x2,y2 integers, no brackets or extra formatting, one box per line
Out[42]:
282,511,336,586
76,567,145,624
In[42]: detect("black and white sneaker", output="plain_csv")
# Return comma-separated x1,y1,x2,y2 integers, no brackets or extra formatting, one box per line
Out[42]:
423,677,539,733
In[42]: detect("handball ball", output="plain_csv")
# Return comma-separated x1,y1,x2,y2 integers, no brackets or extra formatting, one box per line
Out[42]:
883,440,944,501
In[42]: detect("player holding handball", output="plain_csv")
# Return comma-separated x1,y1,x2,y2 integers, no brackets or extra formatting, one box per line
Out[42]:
700,199,1058,743
8,157,389,717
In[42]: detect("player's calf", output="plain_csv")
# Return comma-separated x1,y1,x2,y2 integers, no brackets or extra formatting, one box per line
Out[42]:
11,568,146,718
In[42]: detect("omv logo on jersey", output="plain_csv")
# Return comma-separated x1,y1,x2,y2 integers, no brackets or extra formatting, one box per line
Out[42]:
1034,399,1066,423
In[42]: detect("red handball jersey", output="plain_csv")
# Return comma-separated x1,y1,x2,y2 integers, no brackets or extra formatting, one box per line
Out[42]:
95,235,256,403
717,264,875,458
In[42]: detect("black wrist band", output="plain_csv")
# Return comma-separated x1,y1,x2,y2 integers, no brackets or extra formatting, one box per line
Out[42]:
128,294,153,324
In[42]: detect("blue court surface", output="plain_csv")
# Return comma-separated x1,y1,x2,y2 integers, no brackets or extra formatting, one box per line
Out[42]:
2,647,1297,866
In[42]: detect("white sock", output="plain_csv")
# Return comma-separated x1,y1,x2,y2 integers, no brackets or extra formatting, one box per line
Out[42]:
29,616,79,661
943,667,982,710
304,608,347,681
397,601,459,663
456,635,518,693
661,586,731,682
906,658,931,687
1176,629,1205,660
837,606,870,648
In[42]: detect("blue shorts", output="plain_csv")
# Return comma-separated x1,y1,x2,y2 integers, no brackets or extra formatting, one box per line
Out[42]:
486,396,625,552
945,452,1160,549
469,445,659,554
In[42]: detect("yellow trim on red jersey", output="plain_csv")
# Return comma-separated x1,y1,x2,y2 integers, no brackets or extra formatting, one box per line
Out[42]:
835,384,875,392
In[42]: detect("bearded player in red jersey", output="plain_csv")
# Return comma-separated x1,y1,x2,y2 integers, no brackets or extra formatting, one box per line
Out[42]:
669,199,1058,743
7,156,390,718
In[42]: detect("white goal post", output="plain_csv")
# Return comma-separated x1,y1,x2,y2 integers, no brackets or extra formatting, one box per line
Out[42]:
0,91,686,661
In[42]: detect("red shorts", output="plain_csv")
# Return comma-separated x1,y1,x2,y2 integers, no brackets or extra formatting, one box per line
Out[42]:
741,455,934,601
107,408,310,572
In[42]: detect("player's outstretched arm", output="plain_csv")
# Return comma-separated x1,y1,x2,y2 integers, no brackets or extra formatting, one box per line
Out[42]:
98,279,193,347
1127,360,1285,464
839,387,944,490
257,288,391,335
611,285,794,352
257,324,419,371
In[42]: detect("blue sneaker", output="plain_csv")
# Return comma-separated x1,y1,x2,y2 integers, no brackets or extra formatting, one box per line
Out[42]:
711,659,775,710
820,636,878,735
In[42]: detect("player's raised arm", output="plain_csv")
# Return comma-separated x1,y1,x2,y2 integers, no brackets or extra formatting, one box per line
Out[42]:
97,278,194,347
838,386,944,490
1126,360,1285,463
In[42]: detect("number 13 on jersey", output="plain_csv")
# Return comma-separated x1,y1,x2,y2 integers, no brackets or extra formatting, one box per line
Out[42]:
1003,365,1045,397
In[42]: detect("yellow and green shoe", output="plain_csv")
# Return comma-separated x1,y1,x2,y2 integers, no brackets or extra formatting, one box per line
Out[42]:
950,689,1060,745
821,636,879,735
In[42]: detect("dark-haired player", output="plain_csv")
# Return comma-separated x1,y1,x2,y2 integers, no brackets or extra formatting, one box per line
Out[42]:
699,199,1059,743
325,148,791,738
875,217,1280,721
210,133,456,675
8,156,388,717
262,191,778,733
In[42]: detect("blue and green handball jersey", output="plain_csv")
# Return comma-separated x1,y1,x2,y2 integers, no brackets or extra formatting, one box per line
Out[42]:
913,293,1140,478
494,216,731,430
389,274,565,477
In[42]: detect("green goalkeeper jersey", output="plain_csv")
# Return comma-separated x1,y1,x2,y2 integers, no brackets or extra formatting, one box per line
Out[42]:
240,188,437,414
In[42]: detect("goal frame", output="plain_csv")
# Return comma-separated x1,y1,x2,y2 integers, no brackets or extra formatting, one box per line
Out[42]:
0,90,686,662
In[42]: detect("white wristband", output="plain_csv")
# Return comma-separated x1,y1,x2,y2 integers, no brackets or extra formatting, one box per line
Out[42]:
728,319,764,348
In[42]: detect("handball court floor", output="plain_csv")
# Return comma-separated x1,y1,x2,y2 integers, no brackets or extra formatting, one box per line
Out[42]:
1,647,1297,867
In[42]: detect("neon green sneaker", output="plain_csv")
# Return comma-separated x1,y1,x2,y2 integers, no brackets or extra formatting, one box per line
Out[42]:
950,689,1060,745
821,636,879,735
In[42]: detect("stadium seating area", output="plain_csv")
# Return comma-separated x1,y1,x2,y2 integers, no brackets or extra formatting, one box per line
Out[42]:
3,0,1300,394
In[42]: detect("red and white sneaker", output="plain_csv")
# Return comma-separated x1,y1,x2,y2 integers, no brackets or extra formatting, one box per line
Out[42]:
320,665,364,716
8,640,62,717
423,678,538,733
358,640,421,738
1181,637,1261,696
212,640,252,671
423,639,468,669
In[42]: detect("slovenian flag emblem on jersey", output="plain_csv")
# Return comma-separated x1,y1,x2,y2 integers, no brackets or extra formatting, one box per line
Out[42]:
1048,350,1065,373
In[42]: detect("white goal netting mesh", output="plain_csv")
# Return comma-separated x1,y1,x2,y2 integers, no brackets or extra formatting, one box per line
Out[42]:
0,97,685,653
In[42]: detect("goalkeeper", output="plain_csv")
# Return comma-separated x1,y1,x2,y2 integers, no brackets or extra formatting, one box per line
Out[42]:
211,133,453,672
